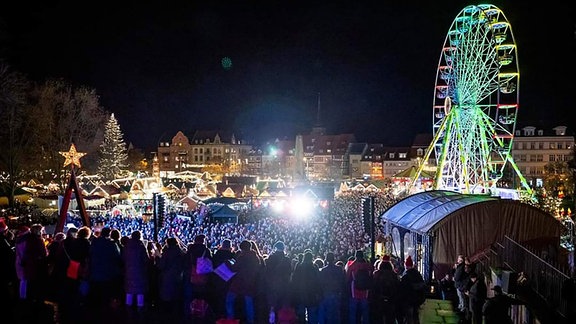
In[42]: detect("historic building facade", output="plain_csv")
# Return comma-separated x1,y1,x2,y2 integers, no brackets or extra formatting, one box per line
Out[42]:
156,130,252,177
511,125,574,187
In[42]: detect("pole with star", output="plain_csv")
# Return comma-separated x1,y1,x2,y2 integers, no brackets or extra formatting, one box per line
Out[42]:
56,143,90,233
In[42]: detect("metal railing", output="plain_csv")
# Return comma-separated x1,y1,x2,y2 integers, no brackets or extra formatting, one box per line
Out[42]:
473,236,570,321
501,235,570,319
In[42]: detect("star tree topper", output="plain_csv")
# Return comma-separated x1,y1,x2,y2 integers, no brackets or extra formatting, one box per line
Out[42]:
60,143,87,169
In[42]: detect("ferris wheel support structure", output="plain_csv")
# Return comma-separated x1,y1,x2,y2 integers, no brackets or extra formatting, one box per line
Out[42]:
410,4,533,199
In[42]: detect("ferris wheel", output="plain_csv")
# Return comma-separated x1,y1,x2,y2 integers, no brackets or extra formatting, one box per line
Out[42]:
413,4,532,196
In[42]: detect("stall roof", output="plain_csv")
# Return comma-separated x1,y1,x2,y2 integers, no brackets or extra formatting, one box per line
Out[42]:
381,190,499,234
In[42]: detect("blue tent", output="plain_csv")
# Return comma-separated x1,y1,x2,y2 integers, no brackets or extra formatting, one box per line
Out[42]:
381,190,563,281
209,204,239,223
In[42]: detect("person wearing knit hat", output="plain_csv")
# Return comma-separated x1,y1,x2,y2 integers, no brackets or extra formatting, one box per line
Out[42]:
400,254,426,323
405,255,414,268
382,255,390,263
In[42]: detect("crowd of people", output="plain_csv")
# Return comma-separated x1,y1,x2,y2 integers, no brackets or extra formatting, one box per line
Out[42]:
443,254,524,324
0,190,523,323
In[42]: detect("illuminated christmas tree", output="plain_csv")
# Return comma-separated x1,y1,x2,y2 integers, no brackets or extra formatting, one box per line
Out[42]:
97,113,128,181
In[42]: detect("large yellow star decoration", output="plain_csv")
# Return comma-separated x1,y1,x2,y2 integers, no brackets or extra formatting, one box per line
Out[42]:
60,143,87,168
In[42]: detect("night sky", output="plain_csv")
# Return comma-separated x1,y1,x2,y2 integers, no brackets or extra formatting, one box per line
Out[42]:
2,1,575,151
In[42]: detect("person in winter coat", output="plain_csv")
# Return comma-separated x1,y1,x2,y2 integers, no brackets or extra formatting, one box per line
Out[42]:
482,285,522,324
0,220,17,323
0,220,16,305
399,256,426,324
122,230,149,309
226,239,261,324
184,233,213,318
15,224,48,301
291,250,321,324
157,237,186,322
210,238,235,319
452,254,469,312
265,241,293,320
318,251,346,324
15,224,48,323
439,273,456,301
53,227,79,324
371,256,400,324
346,249,373,324
88,226,123,319
465,272,487,324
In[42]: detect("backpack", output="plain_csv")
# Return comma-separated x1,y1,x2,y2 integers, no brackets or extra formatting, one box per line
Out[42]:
353,268,372,290
411,281,427,305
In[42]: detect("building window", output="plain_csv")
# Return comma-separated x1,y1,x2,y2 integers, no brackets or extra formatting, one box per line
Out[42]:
389,153,395,159
523,128,534,136
529,155,536,162
399,153,407,158
537,154,543,162
417,148,423,156
537,130,543,136
549,142,556,149
549,155,555,162
538,142,544,149
530,142,535,149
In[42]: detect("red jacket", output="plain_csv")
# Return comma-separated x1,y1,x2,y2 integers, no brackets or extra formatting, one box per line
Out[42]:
346,259,373,299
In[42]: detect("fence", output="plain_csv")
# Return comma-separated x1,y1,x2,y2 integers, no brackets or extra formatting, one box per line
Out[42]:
474,235,570,322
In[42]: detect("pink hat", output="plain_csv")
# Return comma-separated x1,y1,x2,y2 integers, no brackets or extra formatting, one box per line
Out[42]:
405,255,414,268
382,255,390,262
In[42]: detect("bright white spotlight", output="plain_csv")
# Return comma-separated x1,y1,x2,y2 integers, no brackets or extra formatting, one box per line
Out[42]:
290,197,314,220
271,200,285,213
